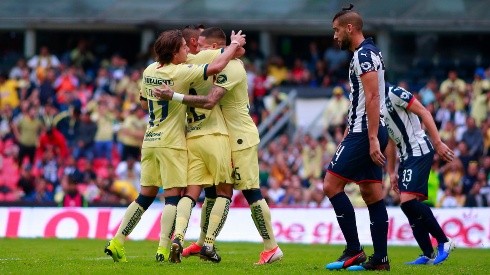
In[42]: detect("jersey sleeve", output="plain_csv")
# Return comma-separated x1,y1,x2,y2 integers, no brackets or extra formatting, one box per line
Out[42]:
213,62,239,91
356,49,377,75
390,86,414,109
187,49,222,64
177,63,209,85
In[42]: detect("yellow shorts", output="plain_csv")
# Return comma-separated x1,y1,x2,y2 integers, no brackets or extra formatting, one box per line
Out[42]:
231,145,260,190
140,147,187,189
187,134,233,186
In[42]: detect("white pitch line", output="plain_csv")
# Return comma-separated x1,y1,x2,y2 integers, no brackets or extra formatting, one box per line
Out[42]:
0,258,22,261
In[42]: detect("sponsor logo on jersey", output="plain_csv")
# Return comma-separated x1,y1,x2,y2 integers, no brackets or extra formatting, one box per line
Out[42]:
144,76,174,86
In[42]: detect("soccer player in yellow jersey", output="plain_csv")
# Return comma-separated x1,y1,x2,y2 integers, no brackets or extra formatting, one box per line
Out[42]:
154,27,283,265
162,29,234,264
103,28,246,263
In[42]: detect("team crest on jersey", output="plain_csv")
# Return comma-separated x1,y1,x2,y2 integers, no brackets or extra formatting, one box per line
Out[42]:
361,62,372,71
216,74,227,84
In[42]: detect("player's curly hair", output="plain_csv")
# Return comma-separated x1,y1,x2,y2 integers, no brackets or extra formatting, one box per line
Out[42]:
154,29,184,65
332,3,363,30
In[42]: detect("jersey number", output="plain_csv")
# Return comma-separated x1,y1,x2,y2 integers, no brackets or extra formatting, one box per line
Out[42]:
402,169,412,183
232,167,241,181
148,100,169,126
187,88,206,123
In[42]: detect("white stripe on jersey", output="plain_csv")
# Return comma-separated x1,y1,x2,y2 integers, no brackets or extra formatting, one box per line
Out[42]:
383,85,433,160
347,38,385,133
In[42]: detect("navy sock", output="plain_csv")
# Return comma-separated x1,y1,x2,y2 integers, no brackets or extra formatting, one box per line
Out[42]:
401,200,433,257
367,199,388,260
410,199,448,244
330,192,360,251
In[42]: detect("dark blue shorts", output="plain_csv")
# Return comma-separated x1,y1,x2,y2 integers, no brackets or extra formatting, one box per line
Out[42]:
327,125,388,183
398,151,434,199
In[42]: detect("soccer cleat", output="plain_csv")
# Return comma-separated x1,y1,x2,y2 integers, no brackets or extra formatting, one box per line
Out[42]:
182,242,202,257
405,255,434,265
169,239,183,263
433,239,455,265
325,247,367,270
200,245,221,263
255,246,284,265
104,239,127,262
346,255,390,271
155,246,169,262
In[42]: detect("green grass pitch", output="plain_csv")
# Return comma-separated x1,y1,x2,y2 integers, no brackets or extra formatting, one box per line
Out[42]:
0,238,488,274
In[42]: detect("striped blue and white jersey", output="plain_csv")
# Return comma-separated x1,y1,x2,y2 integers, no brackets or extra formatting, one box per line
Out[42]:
383,84,434,161
347,38,386,133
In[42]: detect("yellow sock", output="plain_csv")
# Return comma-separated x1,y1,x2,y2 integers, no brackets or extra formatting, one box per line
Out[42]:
204,197,230,248
197,197,215,246
250,199,277,250
174,196,195,243
158,204,177,249
115,201,145,245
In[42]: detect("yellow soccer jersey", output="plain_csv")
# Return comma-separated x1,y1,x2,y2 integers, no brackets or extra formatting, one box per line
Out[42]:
185,49,228,139
215,59,260,151
140,61,208,149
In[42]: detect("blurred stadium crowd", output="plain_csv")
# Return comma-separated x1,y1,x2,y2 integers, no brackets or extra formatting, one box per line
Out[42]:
0,37,489,208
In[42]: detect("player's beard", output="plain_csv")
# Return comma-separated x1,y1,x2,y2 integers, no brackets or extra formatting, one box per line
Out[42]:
339,37,351,51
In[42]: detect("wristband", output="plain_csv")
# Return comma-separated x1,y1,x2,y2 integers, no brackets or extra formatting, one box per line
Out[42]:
172,92,184,103
230,40,240,45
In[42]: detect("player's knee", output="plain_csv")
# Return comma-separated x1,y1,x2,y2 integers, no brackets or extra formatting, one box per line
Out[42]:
323,183,339,198
242,189,263,205
204,186,217,199
164,195,181,206
135,194,156,210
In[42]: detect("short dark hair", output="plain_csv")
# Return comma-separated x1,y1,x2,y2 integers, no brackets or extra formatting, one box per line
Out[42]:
200,27,226,44
332,3,363,30
154,29,183,65
182,24,205,44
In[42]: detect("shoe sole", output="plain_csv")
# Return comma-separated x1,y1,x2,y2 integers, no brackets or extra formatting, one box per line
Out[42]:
170,243,182,263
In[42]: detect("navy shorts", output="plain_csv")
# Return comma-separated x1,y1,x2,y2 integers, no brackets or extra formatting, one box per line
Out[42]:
398,151,434,199
327,125,388,183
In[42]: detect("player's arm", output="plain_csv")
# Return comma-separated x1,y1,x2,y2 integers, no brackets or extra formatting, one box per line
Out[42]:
361,71,385,166
182,85,226,109
406,97,454,162
154,83,226,110
385,139,399,194
140,96,148,111
205,31,246,76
